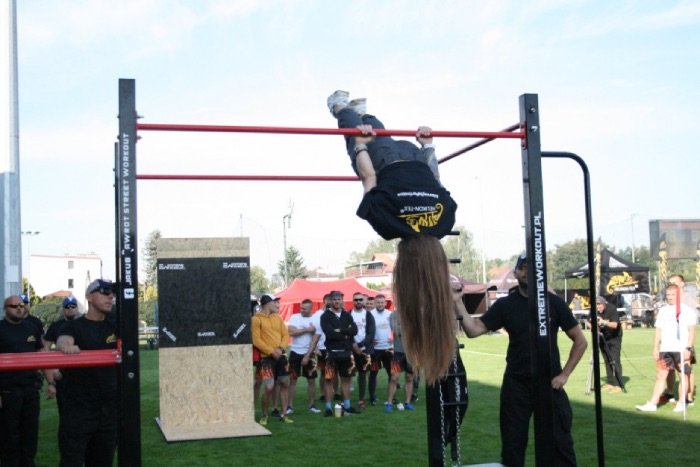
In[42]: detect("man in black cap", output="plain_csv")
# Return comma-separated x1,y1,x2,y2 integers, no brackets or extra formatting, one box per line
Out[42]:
0,295,47,467
595,295,623,392
43,296,82,412
320,290,359,416
457,255,587,467
56,279,118,467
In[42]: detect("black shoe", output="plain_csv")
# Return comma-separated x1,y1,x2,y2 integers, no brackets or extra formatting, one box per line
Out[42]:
411,393,419,402
392,398,398,405
369,397,378,406
324,408,333,417
343,406,361,415
320,395,326,402
271,408,281,418
334,393,342,401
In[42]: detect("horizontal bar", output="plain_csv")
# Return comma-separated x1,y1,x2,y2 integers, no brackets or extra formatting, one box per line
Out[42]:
439,123,521,164
137,174,359,182
136,123,525,139
0,349,122,371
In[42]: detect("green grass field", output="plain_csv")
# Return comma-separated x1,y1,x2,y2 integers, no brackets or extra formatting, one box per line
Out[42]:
34,327,699,466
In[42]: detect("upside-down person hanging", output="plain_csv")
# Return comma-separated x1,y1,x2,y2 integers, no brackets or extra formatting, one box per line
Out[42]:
327,90,459,386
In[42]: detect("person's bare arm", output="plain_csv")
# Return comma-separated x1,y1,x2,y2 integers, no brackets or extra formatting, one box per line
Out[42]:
354,125,377,193
551,325,587,390
416,126,439,181
453,289,488,338
56,335,80,354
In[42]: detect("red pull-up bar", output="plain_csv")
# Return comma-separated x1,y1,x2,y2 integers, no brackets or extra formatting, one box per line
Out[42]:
0,348,122,371
137,174,359,182
136,123,525,139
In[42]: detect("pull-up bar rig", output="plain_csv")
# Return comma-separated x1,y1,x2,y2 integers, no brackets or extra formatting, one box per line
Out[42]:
136,123,523,182
113,79,603,467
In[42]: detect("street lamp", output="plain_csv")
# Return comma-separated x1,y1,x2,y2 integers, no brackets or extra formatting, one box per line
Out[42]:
282,205,293,286
474,177,487,283
629,213,638,263
21,231,40,301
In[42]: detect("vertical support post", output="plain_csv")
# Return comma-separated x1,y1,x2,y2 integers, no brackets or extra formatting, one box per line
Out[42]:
425,383,445,467
519,94,555,466
117,78,142,466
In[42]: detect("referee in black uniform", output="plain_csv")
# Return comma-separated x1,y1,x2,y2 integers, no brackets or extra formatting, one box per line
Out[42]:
56,280,118,467
0,295,45,467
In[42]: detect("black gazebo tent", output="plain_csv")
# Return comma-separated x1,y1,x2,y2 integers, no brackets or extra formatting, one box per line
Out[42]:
565,248,650,294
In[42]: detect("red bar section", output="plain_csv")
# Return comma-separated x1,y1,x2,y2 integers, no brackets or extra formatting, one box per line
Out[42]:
137,174,359,182
136,123,525,139
0,349,121,371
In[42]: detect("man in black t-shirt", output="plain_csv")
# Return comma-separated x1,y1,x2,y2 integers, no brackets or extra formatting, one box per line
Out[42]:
458,255,587,467
0,295,45,467
57,279,118,467
43,296,82,413
595,296,624,392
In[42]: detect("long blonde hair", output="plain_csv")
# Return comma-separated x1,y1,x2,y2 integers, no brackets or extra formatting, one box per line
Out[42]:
393,234,455,385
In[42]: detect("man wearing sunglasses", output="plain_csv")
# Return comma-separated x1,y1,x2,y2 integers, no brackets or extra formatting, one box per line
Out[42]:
56,279,118,467
42,297,82,411
0,295,47,467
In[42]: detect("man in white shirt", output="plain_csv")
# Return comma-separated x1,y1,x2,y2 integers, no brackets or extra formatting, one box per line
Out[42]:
661,274,698,405
350,293,375,409
636,284,697,412
369,294,393,406
287,299,321,414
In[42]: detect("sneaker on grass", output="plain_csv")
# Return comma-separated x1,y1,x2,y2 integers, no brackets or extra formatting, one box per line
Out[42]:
404,402,415,411
259,416,268,426
673,403,684,413
285,406,294,416
384,402,394,413
635,401,657,412
280,416,294,424
324,408,333,417
308,405,322,414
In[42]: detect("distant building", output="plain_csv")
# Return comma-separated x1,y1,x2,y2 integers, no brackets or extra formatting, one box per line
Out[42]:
28,254,103,305
344,253,395,288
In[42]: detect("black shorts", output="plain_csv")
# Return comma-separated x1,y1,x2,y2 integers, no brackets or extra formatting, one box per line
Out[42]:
393,352,413,375
289,351,318,380
354,351,372,372
325,350,356,379
357,161,457,240
259,355,290,382
370,349,393,372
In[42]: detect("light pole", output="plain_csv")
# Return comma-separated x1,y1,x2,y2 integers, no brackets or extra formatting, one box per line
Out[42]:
21,231,40,301
630,213,638,263
282,205,293,286
474,176,487,283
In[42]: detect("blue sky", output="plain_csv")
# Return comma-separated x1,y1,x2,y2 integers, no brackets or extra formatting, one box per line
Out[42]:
15,0,700,280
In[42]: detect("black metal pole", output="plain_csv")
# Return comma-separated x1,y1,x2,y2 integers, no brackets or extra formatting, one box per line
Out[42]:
542,151,605,467
519,94,555,467
117,78,142,466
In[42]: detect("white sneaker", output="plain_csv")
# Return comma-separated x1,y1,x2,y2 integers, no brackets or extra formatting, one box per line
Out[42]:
285,406,294,416
635,401,657,412
673,403,686,413
348,98,367,115
327,90,349,114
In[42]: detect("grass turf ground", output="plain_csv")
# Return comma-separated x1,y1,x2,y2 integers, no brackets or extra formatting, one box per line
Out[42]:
34,327,699,466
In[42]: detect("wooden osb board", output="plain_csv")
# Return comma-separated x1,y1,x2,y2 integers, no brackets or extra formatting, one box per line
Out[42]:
158,344,270,441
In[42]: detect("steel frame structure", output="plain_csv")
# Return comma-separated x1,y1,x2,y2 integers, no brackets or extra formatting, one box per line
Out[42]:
114,78,603,467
